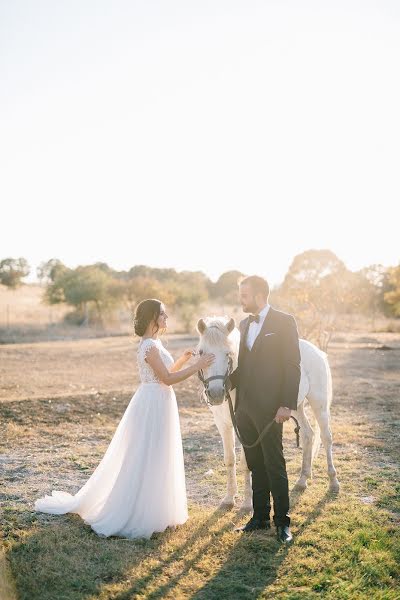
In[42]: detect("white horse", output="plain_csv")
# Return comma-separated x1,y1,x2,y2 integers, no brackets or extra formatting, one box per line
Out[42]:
196,316,340,511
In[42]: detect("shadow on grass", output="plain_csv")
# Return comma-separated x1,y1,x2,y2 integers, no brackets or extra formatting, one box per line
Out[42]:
5,487,336,600
110,506,233,599
6,506,228,600
293,488,339,531
190,489,338,600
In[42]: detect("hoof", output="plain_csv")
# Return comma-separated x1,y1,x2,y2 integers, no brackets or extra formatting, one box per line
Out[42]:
293,479,308,491
219,499,235,510
329,480,340,493
238,502,253,513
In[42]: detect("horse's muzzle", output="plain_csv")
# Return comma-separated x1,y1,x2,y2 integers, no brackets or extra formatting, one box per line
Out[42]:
203,392,225,406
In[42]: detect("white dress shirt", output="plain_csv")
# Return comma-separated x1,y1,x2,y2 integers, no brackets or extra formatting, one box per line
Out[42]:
246,303,270,350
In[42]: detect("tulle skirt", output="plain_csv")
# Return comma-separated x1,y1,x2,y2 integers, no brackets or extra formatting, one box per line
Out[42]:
34,383,189,539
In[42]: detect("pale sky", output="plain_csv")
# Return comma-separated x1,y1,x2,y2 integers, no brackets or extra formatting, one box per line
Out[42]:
1,0,399,286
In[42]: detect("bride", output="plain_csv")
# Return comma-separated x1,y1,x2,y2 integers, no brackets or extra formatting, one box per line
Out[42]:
34,298,214,539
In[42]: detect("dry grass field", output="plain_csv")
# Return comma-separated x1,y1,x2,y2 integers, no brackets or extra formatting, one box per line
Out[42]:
0,284,127,344
2,283,399,346
1,331,399,599
0,284,243,344
0,284,69,328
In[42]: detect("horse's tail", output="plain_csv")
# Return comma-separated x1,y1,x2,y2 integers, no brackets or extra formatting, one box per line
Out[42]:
326,352,333,409
320,347,333,409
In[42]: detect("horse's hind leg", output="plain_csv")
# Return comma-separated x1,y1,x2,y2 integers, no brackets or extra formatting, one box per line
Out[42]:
312,407,340,493
293,401,315,491
307,390,340,493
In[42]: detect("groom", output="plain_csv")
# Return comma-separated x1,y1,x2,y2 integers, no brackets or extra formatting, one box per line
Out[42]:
229,275,301,543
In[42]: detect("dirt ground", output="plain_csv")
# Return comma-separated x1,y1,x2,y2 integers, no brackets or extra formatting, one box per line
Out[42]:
0,331,399,598
0,334,200,402
1,329,399,511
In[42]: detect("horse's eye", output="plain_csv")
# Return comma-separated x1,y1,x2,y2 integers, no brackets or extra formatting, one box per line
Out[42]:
199,349,204,355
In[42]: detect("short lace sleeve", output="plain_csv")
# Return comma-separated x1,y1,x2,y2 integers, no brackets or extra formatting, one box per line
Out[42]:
137,338,162,384
138,338,157,362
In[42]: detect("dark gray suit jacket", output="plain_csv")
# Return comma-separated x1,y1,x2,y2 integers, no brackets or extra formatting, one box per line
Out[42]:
229,307,301,415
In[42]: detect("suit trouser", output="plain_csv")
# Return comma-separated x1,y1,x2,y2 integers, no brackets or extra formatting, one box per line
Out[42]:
236,405,290,527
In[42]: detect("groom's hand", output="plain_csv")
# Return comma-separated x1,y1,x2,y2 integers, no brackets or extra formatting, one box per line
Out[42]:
274,407,291,423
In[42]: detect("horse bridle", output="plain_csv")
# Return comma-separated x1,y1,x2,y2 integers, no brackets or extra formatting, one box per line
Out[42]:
197,346,301,449
197,350,234,407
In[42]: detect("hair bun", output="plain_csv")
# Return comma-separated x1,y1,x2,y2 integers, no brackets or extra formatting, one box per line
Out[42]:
134,317,147,337
133,298,162,337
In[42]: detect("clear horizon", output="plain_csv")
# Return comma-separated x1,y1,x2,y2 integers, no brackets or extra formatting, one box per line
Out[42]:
1,1,399,287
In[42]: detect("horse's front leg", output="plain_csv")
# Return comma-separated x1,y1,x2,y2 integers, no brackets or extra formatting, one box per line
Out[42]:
220,423,238,508
211,407,238,508
238,445,252,512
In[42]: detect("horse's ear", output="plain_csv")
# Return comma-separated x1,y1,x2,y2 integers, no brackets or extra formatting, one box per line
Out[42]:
226,317,235,333
197,318,206,334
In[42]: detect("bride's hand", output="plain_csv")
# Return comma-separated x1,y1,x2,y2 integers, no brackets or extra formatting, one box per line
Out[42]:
181,349,195,362
196,353,215,370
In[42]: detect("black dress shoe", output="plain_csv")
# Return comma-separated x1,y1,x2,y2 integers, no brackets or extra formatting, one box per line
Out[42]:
235,516,271,532
276,525,293,543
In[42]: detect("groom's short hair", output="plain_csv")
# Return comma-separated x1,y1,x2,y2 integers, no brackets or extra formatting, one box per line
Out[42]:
239,275,270,300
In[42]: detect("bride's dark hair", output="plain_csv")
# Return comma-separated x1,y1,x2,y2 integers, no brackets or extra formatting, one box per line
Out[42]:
133,299,162,337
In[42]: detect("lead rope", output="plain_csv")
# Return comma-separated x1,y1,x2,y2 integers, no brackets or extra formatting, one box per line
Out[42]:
225,390,301,449
197,352,300,449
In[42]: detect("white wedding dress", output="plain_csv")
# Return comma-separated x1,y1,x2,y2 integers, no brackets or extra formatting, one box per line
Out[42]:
34,337,189,539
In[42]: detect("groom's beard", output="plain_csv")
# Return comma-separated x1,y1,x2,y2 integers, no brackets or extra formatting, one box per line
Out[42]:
242,302,258,314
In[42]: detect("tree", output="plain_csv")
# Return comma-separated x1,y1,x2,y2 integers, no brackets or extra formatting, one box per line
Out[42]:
279,250,349,350
211,270,244,302
37,259,66,284
171,276,209,332
0,258,30,288
44,265,115,325
355,264,391,322
122,276,167,314
127,265,179,282
384,264,400,317
92,262,115,275
282,249,347,289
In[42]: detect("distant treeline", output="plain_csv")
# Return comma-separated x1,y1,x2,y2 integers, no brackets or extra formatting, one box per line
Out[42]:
0,251,399,342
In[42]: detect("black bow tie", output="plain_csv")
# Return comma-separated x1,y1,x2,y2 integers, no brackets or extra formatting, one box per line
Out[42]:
249,314,260,324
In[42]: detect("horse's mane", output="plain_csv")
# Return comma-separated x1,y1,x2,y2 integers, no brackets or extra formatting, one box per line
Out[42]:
197,317,239,355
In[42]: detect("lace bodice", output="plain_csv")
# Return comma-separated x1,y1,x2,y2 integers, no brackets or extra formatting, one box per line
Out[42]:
137,338,174,384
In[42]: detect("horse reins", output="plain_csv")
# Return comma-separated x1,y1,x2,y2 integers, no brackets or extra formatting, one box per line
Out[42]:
198,351,301,449
225,390,301,449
